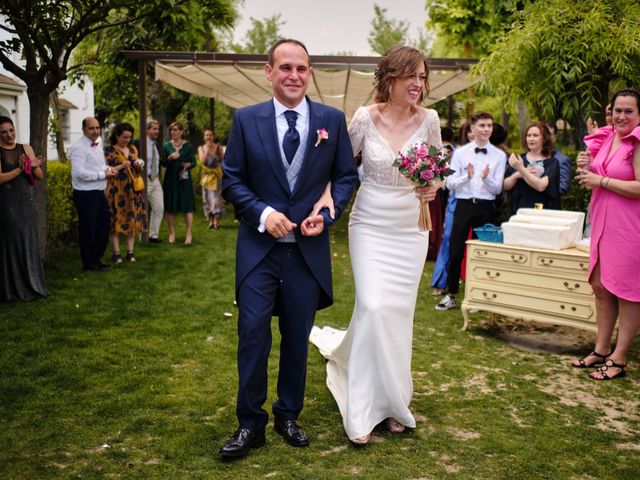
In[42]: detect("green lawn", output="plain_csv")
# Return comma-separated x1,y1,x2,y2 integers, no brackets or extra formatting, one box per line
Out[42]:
1,206,639,479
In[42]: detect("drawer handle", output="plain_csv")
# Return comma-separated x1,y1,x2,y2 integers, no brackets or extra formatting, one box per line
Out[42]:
485,271,501,279
571,306,577,312
475,250,489,257
509,254,525,263
482,292,497,299
560,304,565,310
563,281,581,291
538,257,555,266
578,262,588,270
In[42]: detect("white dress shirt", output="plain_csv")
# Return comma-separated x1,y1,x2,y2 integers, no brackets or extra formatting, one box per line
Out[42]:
445,141,506,200
146,137,160,180
70,135,107,191
259,97,310,234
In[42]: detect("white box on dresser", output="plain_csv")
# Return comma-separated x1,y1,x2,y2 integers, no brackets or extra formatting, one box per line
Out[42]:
460,240,596,332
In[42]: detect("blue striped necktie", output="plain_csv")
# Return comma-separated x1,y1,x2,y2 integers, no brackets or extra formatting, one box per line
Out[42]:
283,110,299,164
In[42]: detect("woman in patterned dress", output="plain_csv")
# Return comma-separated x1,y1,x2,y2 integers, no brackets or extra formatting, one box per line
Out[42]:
104,122,147,263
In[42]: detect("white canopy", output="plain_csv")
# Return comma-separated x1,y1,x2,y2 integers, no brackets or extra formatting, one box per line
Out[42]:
144,52,477,120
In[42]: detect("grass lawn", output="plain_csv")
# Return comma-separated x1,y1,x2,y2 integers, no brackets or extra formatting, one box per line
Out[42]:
1,204,639,479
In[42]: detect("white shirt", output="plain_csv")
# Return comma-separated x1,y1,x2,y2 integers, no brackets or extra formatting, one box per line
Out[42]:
445,141,506,200
259,97,310,234
70,135,107,191
146,137,160,179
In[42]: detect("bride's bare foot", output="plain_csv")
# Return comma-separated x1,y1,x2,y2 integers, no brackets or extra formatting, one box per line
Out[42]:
385,418,405,433
351,434,370,445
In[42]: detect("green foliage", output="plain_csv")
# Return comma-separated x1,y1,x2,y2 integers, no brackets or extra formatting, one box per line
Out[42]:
45,161,76,246
229,14,285,54
475,0,640,122
426,0,525,56
71,0,238,122
368,3,431,55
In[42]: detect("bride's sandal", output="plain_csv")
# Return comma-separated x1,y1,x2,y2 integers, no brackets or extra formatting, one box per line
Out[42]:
351,434,370,446
572,351,610,369
589,359,627,381
385,418,405,434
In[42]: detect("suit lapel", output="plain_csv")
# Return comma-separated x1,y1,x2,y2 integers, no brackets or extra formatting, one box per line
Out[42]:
292,98,324,198
256,101,291,194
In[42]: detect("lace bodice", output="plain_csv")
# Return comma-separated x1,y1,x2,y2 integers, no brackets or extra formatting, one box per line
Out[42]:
348,106,442,187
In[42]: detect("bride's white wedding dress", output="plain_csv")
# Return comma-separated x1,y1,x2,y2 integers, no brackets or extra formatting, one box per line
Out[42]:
310,106,442,440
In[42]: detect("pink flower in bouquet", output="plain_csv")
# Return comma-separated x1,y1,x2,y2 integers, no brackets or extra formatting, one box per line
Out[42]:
392,141,454,187
420,169,435,182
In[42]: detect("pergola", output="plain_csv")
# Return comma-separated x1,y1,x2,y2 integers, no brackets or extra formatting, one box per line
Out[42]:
122,50,477,170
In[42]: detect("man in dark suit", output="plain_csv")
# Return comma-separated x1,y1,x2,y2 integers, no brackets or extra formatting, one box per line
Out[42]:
220,39,357,459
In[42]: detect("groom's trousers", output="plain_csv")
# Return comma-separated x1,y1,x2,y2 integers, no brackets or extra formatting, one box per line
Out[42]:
235,243,321,430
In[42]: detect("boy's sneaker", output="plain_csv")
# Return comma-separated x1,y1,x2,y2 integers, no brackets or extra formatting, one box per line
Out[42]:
435,294,457,311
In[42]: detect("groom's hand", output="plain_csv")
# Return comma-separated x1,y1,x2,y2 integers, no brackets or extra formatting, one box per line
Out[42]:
301,215,324,237
265,211,297,238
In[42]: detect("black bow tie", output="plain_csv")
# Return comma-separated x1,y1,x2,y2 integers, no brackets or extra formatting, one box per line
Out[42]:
91,142,99,147
475,147,487,154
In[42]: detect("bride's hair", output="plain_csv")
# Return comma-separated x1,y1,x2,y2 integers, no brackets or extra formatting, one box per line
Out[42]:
374,45,430,104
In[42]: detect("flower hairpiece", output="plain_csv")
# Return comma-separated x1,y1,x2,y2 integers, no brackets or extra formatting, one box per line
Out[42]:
374,64,383,81
315,128,329,147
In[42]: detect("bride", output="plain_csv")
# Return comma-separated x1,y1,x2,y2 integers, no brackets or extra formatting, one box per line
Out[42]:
309,45,441,444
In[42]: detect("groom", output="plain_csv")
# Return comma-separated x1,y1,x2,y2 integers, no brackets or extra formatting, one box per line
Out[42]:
220,39,357,459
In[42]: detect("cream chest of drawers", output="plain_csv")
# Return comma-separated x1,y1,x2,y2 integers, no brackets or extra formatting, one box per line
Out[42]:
460,240,596,331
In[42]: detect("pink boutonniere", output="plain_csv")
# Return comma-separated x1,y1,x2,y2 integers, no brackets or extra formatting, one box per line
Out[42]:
315,128,329,147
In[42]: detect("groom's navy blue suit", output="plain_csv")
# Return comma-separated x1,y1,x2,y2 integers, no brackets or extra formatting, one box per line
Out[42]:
222,97,357,430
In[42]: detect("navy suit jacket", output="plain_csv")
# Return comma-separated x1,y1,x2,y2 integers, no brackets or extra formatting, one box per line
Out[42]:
222,98,358,310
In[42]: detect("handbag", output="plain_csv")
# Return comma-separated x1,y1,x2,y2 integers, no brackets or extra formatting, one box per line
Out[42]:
115,146,145,192
127,165,145,192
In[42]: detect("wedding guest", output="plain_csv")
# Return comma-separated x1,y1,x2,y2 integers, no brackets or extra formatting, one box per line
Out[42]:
435,112,506,311
502,121,560,214
430,133,456,297
587,103,613,137
572,88,640,380
310,45,441,444
0,116,48,300
70,117,116,271
133,119,164,243
546,123,572,196
197,129,225,229
490,123,512,225
161,121,196,244
104,123,147,263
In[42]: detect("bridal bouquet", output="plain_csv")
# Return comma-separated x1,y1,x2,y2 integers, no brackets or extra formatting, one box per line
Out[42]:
393,141,453,231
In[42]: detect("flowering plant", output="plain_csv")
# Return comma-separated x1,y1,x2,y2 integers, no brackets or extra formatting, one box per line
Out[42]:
392,141,454,230
392,141,453,187
315,128,329,147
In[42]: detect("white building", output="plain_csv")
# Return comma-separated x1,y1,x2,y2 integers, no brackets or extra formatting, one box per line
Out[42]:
0,24,95,160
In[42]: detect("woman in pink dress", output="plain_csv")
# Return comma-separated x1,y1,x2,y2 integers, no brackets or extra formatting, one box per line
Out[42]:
572,88,640,380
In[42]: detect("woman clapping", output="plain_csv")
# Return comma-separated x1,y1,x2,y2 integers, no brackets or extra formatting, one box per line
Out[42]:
572,89,640,380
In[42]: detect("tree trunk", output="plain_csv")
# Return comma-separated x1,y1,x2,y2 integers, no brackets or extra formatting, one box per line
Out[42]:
516,101,530,145
27,85,51,259
50,90,67,162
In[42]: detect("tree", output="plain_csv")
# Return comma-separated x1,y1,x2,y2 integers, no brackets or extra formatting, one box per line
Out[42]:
425,0,520,57
368,4,431,55
0,0,236,252
475,0,640,142
229,14,285,54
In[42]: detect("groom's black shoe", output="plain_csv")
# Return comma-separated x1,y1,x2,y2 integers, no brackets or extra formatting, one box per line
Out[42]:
219,427,265,459
274,418,309,447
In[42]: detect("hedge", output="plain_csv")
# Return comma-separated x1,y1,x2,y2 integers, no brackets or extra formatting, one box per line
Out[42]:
44,161,206,249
